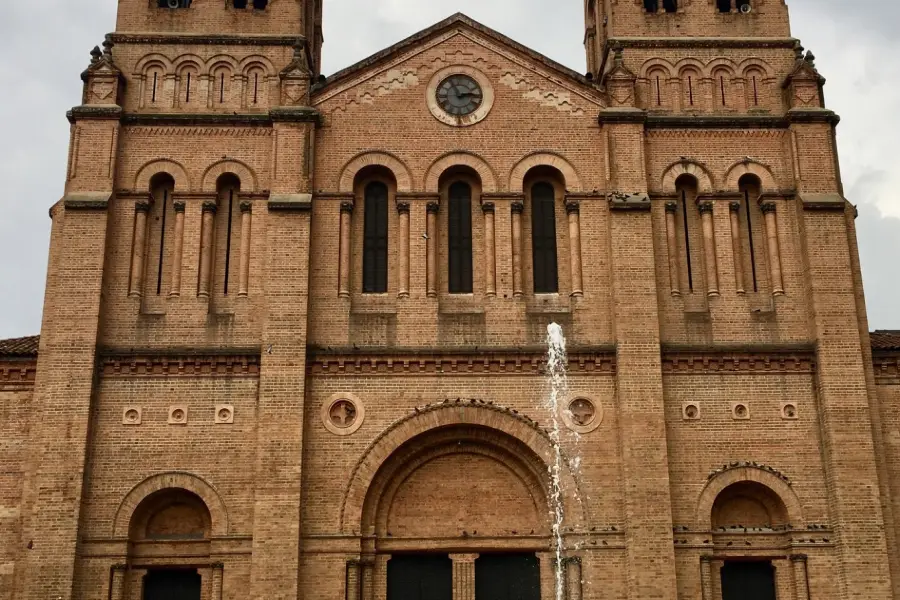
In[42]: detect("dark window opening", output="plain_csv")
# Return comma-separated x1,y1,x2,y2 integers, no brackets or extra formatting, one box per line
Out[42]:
223,188,235,295
151,72,158,103
363,182,389,294
663,0,677,12
448,182,474,294
721,561,776,600
218,73,225,103
644,0,659,12
531,182,559,294
720,76,727,106
751,76,760,106
740,176,760,292
156,187,169,295
143,570,201,600
678,184,695,293
476,554,541,600
253,73,260,104
655,76,662,105
387,555,452,600
185,72,192,103
158,0,192,8
717,0,733,12
687,75,695,106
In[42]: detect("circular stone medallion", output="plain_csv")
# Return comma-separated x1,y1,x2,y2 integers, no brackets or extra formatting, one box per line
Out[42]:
560,396,603,434
322,393,365,436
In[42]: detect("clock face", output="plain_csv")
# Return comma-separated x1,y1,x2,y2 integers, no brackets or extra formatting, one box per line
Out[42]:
436,75,483,117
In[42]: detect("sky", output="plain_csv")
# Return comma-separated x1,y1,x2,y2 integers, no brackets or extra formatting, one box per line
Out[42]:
0,0,897,338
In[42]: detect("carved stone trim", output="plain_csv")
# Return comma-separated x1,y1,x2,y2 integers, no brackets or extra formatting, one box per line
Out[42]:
481,202,495,214
729,202,741,213
662,351,815,374
510,201,525,214
426,202,440,214
340,201,355,214
201,201,218,214
565,202,581,215
697,201,714,214
239,201,253,214
173,201,186,213
135,201,152,214
760,202,777,214
322,392,365,436
665,201,678,214
396,201,411,214
99,354,260,378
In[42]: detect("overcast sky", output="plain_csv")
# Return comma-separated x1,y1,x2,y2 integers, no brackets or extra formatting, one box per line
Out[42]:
0,0,897,339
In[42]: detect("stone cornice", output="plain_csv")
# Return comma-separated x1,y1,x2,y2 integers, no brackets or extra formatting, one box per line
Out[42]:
67,105,123,124
98,348,260,378
0,358,37,387
607,37,798,50
645,115,790,129
661,344,816,375
307,346,617,376
108,33,304,47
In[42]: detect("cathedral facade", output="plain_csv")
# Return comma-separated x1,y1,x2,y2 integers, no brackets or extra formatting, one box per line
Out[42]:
2,0,900,599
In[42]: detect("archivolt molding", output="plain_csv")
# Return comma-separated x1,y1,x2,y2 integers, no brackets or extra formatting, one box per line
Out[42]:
639,58,676,80
134,159,192,192
509,152,583,193
201,159,258,192
724,159,778,190
661,160,715,193
338,151,414,193
696,464,803,531
423,151,499,193
340,401,587,533
133,53,174,74
113,471,229,538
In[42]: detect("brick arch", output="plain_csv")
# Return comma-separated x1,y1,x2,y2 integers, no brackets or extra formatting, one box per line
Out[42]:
134,159,192,192
423,151,499,193
338,151,413,193
737,58,776,79
134,53,174,74
724,159,777,191
696,466,803,531
201,159,258,192
706,58,738,78
204,54,239,75
113,472,228,538
661,160,715,193
640,58,676,80
674,58,706,76
172,54,204,73
340,403,587,534
509,152,583,193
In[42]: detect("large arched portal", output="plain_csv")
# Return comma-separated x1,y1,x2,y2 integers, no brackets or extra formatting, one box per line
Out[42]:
347,408,583,600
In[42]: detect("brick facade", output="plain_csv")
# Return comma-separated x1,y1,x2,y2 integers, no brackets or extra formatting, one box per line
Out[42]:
1,1,898,599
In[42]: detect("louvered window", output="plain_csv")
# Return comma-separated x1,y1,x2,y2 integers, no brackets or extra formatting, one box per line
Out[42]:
531,182,559,293
362,182,389,293
448,182,473,294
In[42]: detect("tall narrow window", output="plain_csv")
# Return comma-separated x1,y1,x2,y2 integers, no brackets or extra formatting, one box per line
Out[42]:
185,72,192,103
531,182,559,294
644,0,659,12
214,175,241,299
147,174,175,297
676,176,699,293
720,75,728,106
656,75,663,105
151,72,159,103
686,74,695,106
448,182,474,294
363,182,389,294
745,69,764,108
739,175,762,292
663,0,677,12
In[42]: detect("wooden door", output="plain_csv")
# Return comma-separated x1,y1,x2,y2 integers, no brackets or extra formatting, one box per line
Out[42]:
475,553,541,600
387,555,453,600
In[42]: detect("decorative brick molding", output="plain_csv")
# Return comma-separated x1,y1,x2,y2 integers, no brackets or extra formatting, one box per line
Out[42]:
201,158,258,192
873,354,900,383
134,158,191,192
423,151,499,193
340,402,587,533
339,151,414,193
308,348,615,376
723,158,778,190
661,350,815,375
99,353,260,378
113,472,229,538
660,159,714,193
696,464,803,531
0,360,37,386
508,152,583,193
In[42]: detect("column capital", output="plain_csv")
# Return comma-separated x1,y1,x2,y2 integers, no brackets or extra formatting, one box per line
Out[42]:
511,201,525,214
481,202,495,214
202,201,218,214
665,201,678,214
566,201,580,215
426,201,440,214
790,553,809,563
135,201,151,214
760,202,777,214
397,201,411,214
698,201,714,214
729,201,742,213
173,201,186,213
700,554,715,564
340,201,354,213
449,553,479,562
240,201,253,214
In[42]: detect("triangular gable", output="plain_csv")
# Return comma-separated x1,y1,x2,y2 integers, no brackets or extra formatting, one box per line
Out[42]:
313,13,602,108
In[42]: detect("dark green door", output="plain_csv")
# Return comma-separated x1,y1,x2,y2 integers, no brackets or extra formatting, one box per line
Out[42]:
721,561,777,600
475,553,541,600
387,555,453,600
143,569,201,600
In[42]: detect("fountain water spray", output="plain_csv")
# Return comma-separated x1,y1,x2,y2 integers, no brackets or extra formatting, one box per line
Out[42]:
545,322,569,600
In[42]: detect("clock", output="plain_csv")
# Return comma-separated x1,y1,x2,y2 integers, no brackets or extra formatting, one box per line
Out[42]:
436,75,483,117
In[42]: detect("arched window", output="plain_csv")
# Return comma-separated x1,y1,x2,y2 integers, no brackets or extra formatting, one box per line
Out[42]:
363,182,389,294
675,175,701,293
745,68,765,109
681,69,701,109
712,68,732,110
147,174,175,297
531,182,558,294
143,64,166,107
245,66,267,108
648,68,669,109
447,181,473,294
212,66,231,106
738,174,765,292
177,64,200,108
214,174,242,297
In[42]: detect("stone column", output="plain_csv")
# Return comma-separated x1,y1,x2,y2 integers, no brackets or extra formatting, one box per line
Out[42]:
128,200,151,297
511,200,525,297
664,201,680,297
700,556,714,600
482,202,497,297
238,202,252,297
791,554,810,600
339,201,353,298
761,202,785,296
698,201,719,297
361,559,375,600
566,201,584,297
565,557,583,600
729,201,745,294
197,201,217,298
450,554,478,600
398,201,410,298
168,201,186,297
211,562,224,600
426,202,439,298
109,564,127,600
